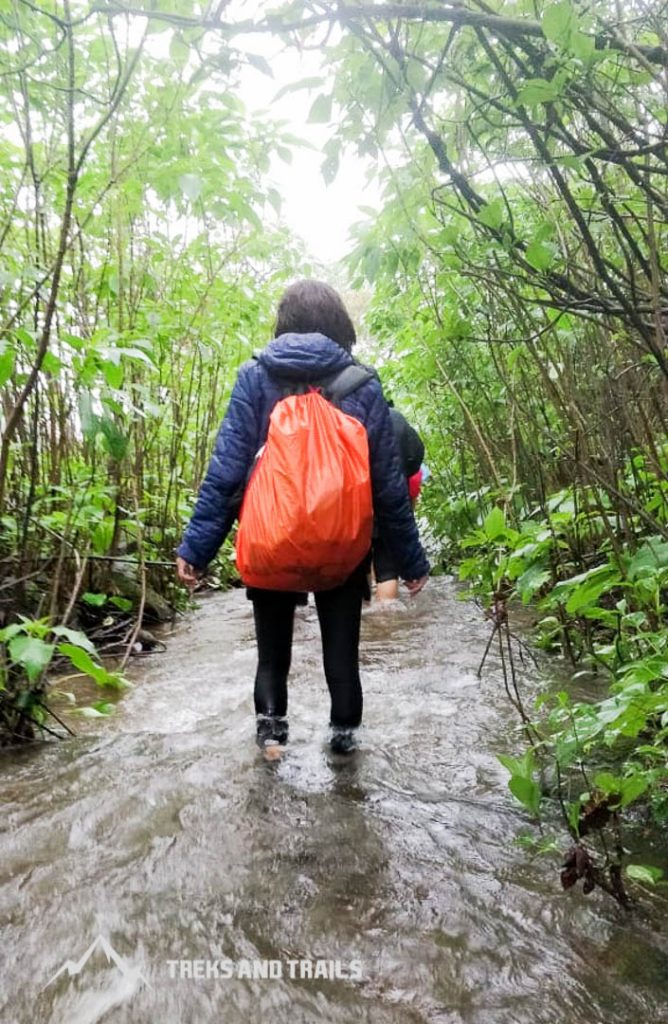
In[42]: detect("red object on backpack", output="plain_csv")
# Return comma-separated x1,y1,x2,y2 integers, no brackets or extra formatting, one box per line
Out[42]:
236,390,373,591
408,468,422,502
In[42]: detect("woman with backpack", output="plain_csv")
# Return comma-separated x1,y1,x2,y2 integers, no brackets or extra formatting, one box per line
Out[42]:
176,280,429,756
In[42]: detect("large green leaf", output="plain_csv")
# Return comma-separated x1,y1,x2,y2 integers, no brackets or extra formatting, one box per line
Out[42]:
627,538,668,580
516,565,551,604
620,775,649,807
99,417,128,460
8,636,55,682
483,506,506,541
517,78,561,106
478,199,505,230
565,577,617,613
91,518,115,555
552,565,620,613
625,864,664,886
78,391,99,440
308,93,332,123
57,643,126,689
525,238,554,271
0,341,15,387
72,701,116,718
102,359,123,389
50,626,97,655
508,776,541,817
542,1,577,47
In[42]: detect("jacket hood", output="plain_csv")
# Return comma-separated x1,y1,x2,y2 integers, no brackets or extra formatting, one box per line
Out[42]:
258,332,353,381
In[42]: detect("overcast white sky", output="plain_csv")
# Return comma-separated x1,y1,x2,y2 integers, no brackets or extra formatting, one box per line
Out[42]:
234,28,382,267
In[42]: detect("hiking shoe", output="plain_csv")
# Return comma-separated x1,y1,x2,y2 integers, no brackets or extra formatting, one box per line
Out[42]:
329,727,357,755
256,714,288,749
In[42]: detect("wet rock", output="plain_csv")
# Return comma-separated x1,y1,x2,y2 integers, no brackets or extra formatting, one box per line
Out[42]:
111,565,173,622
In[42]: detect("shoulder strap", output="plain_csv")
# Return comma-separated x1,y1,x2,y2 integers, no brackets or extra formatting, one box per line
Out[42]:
253,350,376,404
321,364,374,403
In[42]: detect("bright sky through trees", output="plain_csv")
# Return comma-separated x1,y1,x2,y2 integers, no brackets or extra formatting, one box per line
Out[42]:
234,24,381,266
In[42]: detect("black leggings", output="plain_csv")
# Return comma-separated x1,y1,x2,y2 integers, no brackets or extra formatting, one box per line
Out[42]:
252,577,364,729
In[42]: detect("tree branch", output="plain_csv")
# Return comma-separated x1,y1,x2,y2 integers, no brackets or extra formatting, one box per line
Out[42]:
91,2,668,66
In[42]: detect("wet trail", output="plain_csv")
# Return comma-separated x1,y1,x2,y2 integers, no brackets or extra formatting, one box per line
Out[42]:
1,578,667,1023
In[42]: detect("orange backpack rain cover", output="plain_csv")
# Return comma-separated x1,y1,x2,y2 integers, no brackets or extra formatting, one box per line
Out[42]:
236,390,373,592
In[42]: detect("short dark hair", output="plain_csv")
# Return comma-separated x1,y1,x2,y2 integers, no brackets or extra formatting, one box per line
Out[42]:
274,279,357,351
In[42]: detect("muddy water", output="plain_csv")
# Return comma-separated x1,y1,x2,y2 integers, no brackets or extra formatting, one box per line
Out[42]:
1,578,666,1024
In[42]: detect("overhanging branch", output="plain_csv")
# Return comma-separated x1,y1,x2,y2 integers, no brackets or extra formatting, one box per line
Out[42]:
90,2,668,67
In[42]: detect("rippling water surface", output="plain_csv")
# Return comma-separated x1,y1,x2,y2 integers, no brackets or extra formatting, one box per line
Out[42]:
1,578,666,1023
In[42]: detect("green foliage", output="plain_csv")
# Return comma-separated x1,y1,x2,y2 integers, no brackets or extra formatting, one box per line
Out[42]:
498,749,542,817
70,701,116,719
57,644,127,690
0,0,306,678
308,93,333,123
625,864,665,887
0,616,129,740
0,618,127,688
454,480,668,834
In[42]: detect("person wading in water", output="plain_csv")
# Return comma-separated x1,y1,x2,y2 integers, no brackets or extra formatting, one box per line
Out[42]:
373,403,426,602
176,280,429,756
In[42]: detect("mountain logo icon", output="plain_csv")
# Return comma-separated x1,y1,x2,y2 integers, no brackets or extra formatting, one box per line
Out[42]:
44,934,152,991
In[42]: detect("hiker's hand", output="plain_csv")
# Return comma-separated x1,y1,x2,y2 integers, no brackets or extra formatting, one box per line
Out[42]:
176,556,201,590
404,575,428,596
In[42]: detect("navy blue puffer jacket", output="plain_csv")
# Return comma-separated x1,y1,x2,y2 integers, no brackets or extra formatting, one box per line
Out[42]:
177,332,430,582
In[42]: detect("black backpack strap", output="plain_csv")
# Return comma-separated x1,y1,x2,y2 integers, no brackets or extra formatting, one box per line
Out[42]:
320,363,375,404
253,350,376,402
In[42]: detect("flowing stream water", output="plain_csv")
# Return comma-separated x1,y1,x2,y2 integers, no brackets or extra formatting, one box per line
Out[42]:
1,577,667,1024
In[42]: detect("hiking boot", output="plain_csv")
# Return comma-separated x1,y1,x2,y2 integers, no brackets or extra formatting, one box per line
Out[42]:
256,714,288,749
329,727,357,755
